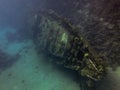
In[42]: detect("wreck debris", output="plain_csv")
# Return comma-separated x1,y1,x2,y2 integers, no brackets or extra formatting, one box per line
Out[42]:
32,10,107,88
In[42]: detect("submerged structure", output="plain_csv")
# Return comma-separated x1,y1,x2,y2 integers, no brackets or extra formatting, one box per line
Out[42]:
32,11,106,88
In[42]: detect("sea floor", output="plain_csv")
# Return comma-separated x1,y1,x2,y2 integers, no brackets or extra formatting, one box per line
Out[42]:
0,26,81,90
0,26,120,90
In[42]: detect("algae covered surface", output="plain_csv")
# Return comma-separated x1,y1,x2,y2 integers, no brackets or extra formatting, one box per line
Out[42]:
32,10,107,89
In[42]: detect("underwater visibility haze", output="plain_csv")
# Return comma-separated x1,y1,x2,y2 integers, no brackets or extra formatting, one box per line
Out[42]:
0,0,120,90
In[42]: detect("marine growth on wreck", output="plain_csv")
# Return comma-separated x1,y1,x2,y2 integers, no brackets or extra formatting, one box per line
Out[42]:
32,10,107,88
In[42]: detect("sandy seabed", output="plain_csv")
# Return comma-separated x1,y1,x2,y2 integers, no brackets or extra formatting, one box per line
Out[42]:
0,26,120,90
0,27,81,90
